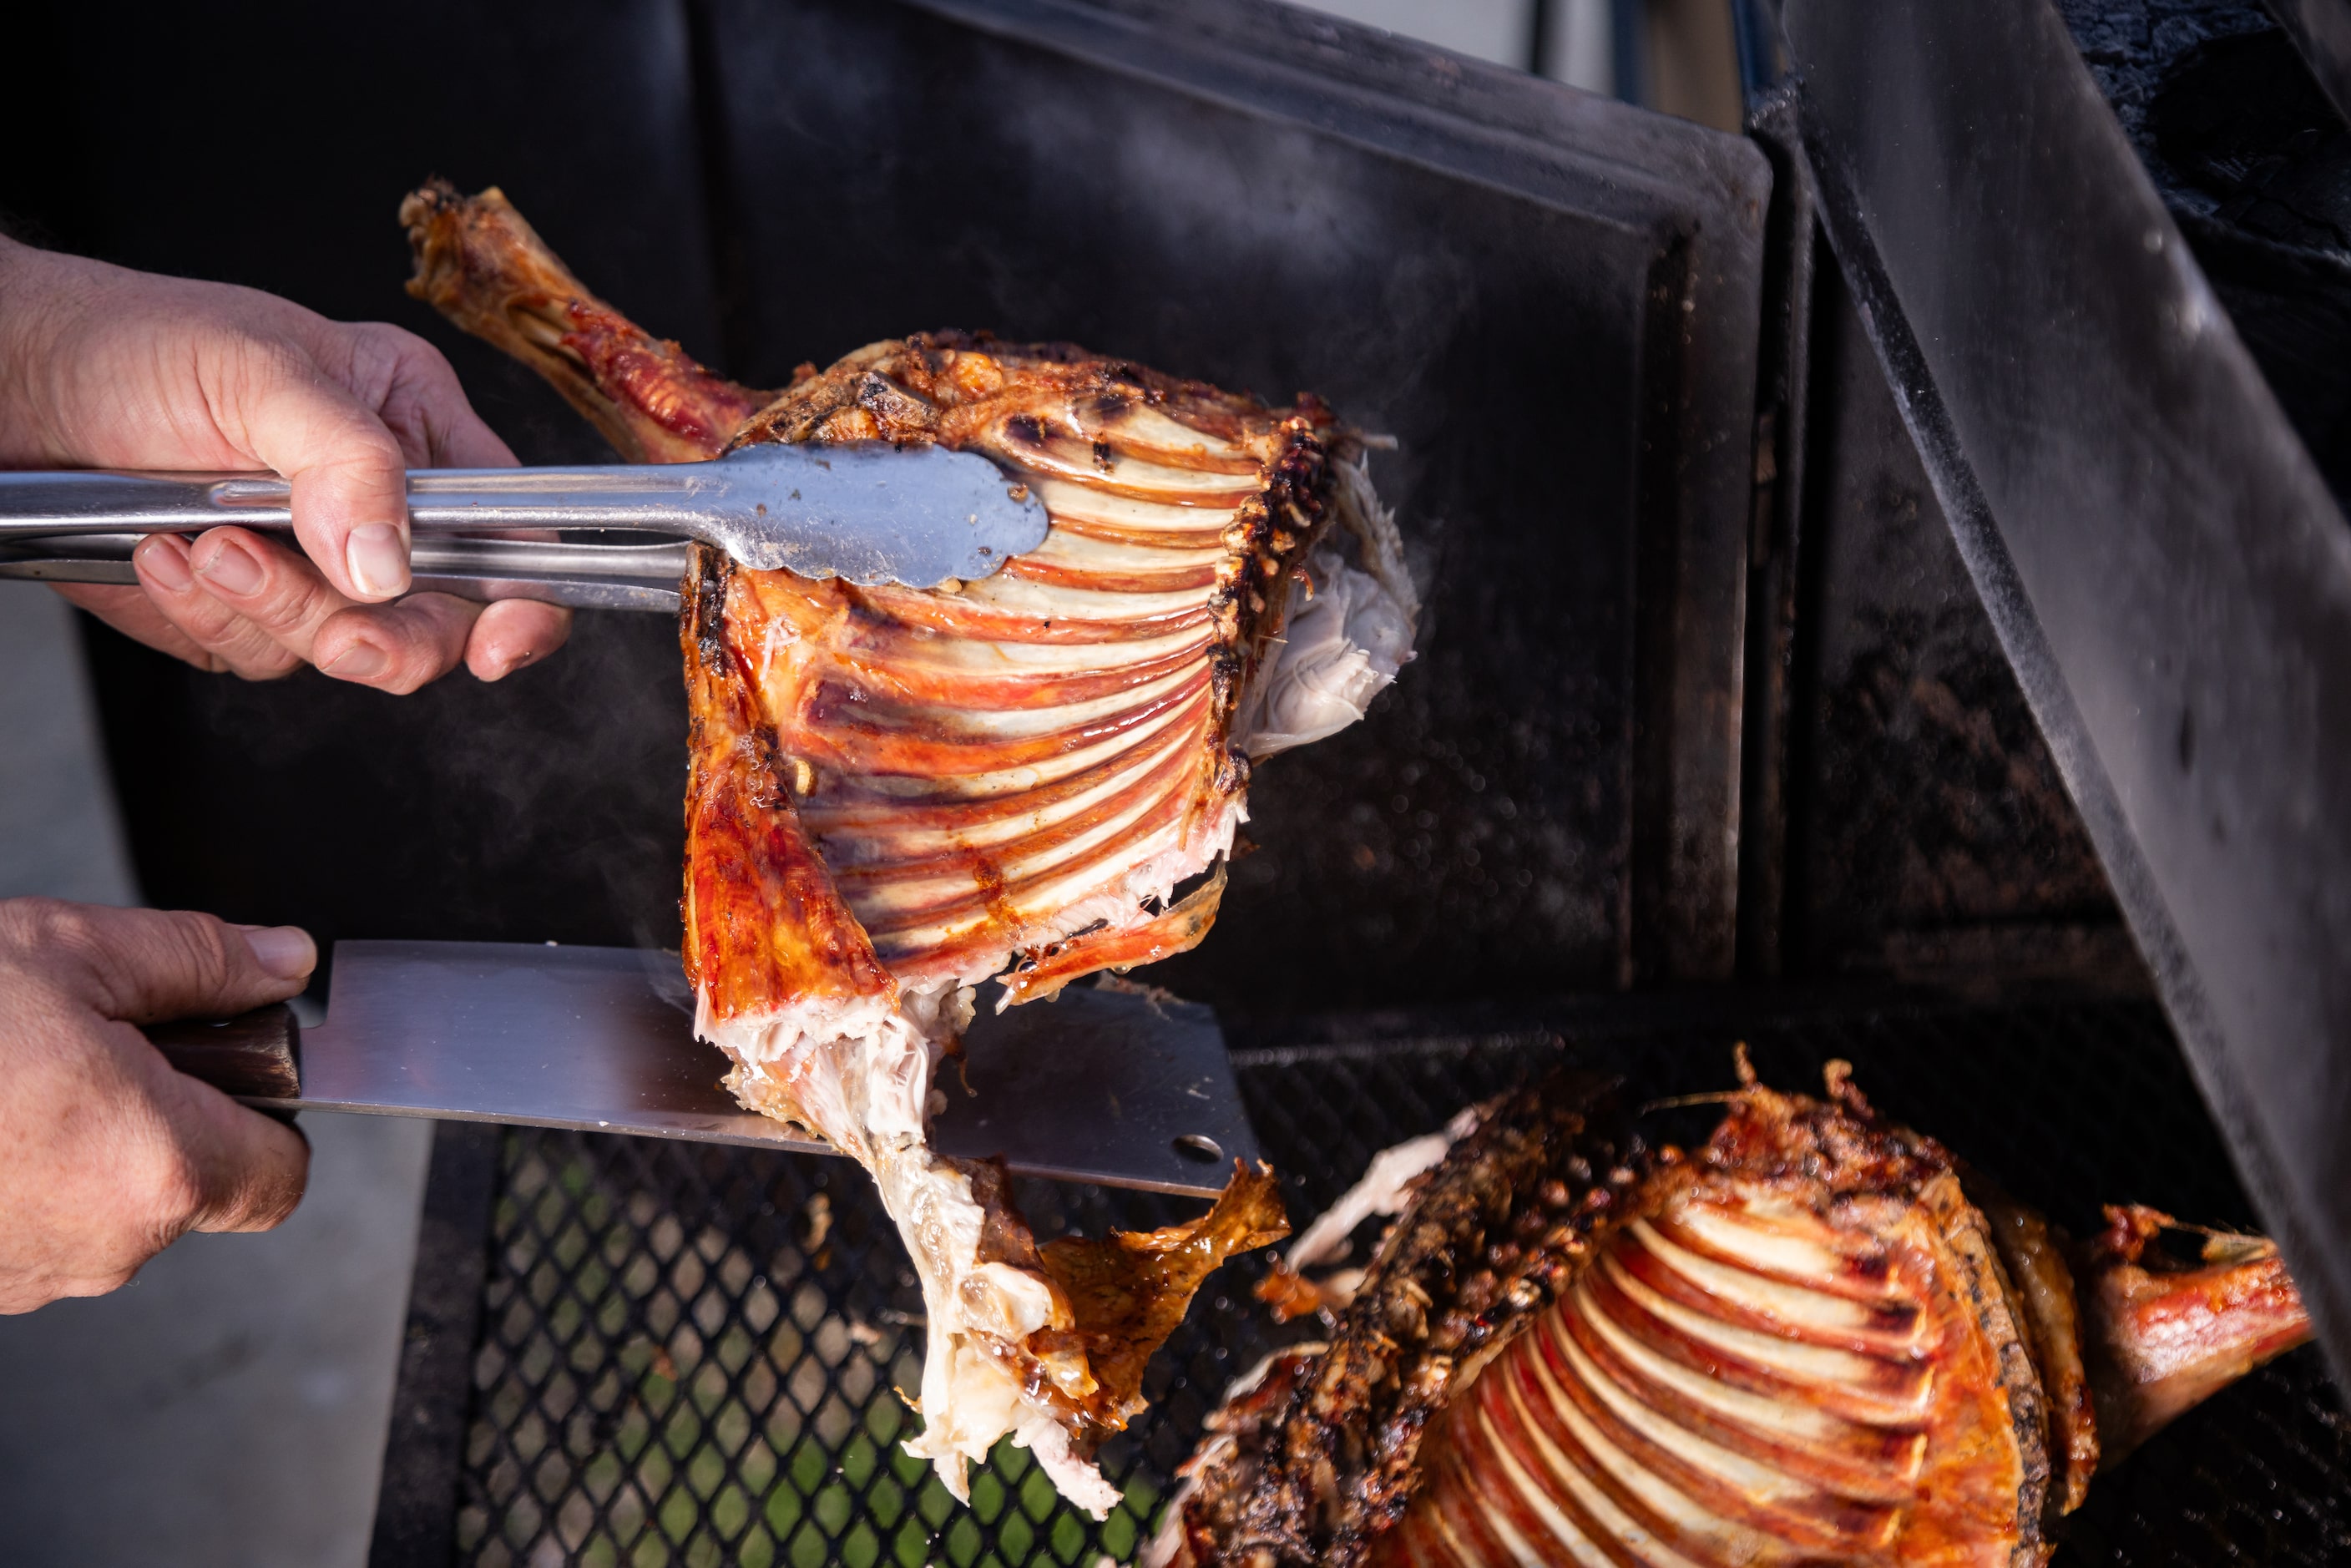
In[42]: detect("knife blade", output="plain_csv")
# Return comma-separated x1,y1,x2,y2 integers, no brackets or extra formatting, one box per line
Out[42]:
144,940,1257,1197
0,443,1049,589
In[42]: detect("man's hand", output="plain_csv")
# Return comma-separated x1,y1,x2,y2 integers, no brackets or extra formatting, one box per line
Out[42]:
0,235,569,690
0,898,316,1313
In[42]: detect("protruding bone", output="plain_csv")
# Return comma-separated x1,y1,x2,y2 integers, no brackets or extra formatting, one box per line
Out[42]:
402,180,772,463
2078,1204,2312,1463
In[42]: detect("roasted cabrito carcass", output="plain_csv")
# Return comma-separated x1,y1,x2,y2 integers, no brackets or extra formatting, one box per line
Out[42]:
402,181,1416,1514
1159,1056,2312,1567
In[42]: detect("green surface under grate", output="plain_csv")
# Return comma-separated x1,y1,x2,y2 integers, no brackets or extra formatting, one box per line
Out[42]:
452,995,2351,1566
453,1133,1196,1568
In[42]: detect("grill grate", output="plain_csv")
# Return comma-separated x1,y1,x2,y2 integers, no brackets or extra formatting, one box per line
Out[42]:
450,995,2351,1566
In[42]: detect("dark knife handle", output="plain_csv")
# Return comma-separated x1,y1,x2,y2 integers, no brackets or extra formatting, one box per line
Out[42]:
143,1004,302,1100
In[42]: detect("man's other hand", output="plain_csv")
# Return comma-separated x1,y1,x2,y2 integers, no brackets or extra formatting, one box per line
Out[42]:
0,898,316,1313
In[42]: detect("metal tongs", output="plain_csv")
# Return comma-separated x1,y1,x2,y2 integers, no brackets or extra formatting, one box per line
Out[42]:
0,444,1049,608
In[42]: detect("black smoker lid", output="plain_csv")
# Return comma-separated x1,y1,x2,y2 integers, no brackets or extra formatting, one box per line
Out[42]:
1774,0,2351,1391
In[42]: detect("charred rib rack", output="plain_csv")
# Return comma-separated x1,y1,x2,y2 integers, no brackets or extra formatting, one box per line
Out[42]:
403,180,1414,1515
1162,1059,2310,1568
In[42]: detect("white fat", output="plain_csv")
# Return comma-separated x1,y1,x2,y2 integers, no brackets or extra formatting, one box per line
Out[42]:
1236,448,1419,761
698,980,1127,1518
1287,1105,1479,1268
1137,796,1241,895
694,988,938,1151
933,661,1204,741
1239,555,1414,759
756,616,800,685
965,1261,1064,1340
1217,1342,1329,1406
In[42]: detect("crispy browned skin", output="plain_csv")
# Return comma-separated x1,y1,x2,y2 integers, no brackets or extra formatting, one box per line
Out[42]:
679,549,894,1052
1001,862,1229,1006
1039,1163,1292,1429
954,1157,1291,1440
1172,1065,2313,1568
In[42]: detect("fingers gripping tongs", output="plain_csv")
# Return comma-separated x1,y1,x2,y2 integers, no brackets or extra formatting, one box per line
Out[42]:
0,444,1049,603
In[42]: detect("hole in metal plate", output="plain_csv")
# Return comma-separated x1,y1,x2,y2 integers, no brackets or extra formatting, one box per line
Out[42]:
1172,1133,1224,1164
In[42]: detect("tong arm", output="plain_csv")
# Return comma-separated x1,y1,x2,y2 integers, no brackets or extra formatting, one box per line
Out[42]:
0,532,689,613
0,466,715,540
0,444,1047,584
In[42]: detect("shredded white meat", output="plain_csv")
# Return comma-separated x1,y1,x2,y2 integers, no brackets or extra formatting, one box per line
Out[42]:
697,985,1125,1514
1237,448,1418,760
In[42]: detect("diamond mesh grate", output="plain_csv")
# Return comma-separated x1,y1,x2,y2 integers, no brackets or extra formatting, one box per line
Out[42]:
452,996,2351,1565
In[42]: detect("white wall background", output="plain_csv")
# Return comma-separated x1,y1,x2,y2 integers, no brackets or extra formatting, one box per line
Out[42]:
0,581,141,907
1293,0,1615,93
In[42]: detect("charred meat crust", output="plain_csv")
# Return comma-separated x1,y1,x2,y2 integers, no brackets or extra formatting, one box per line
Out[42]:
1175,1073,1636,1568
684,541,732,695
726,331,1292,451
951,1155,1292,1444
1969,1176,2099,1519
1926,1173,2057,1564
1213,425,1329,788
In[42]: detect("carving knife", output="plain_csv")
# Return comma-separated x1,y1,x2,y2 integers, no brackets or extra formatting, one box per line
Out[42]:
143,940,1259,1198
0,443,1049,595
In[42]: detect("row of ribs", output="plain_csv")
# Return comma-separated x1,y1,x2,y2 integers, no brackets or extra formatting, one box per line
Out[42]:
402,180,1408,1514
1159,1056,2312,1568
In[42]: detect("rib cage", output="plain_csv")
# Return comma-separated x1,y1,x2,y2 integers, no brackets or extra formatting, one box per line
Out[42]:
403,182,1415,1015
403,181,1393,1520
1384,1185,2025,1567
720,360,1350,992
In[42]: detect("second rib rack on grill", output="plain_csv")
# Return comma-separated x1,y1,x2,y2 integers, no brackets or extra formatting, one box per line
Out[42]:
1161,1055,2311,1567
